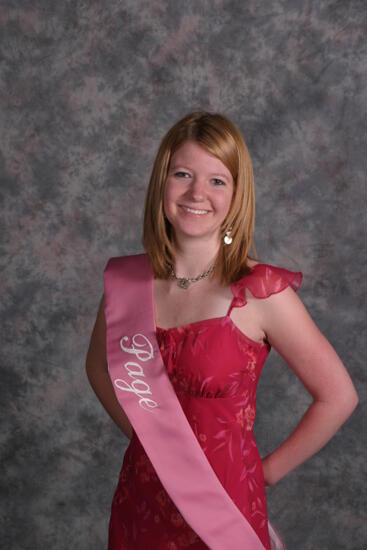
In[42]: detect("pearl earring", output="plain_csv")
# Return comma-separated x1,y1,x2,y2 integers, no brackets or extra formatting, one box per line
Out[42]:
224,226,233,245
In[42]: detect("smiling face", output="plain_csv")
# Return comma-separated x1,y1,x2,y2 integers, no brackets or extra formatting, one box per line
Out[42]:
163,140,235,247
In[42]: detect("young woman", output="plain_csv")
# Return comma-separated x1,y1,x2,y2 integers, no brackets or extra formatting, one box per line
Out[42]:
86,111,359,549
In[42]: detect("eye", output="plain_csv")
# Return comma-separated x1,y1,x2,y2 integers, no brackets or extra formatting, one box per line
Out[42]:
212,178,225,186
174,171,190,178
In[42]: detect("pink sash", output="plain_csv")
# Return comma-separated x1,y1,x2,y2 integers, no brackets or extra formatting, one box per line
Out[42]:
103,253,285,550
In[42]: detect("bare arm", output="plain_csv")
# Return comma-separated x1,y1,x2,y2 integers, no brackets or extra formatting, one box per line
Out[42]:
85,294,133,441
259,287,359,486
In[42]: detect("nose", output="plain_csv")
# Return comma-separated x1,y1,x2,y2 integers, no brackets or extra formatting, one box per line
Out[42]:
186,176,207,201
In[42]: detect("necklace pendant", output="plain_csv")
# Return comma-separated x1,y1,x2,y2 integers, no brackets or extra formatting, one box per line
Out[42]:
178,278,190,289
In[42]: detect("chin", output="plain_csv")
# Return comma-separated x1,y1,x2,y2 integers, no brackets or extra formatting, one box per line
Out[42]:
173,226,220,242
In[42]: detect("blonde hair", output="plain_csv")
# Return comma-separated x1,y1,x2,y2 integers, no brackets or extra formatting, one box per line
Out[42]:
142,110,258,285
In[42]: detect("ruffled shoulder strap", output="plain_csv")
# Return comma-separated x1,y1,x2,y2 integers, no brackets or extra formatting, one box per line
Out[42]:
230,263,303,309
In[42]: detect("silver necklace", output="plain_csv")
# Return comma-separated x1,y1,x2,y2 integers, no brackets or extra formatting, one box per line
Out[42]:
168,262,216,289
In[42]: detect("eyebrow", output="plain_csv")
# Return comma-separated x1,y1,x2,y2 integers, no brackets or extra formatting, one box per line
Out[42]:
170,165,231,181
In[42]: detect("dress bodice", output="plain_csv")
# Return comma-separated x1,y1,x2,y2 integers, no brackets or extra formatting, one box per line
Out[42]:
155,263,303,402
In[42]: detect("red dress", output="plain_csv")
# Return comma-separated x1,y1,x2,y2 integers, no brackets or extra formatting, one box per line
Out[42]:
108,263,302,550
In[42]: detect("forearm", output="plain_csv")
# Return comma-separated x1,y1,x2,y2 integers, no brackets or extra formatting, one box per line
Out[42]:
86,363,133,441
262,397,358,486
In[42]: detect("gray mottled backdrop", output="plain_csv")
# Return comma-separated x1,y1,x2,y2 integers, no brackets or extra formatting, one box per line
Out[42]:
1,1,366,549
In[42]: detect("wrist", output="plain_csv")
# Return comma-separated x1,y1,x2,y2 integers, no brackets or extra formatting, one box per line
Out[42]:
261,455,276,487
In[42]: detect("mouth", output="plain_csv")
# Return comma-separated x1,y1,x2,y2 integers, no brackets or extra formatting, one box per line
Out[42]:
179,205,211,215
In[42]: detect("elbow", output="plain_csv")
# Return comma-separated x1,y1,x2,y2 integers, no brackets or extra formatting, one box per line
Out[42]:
343,383,359,412
335,388,359,420
85,358,91,375
85,359,96,383
85,362,92,385
314,387,359,420
347,389,359,413
85,357,108,387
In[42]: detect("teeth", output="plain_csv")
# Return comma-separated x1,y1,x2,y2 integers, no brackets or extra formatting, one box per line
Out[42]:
182,206,209,215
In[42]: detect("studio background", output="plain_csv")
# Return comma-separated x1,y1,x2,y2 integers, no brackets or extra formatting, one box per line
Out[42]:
1,1,366,549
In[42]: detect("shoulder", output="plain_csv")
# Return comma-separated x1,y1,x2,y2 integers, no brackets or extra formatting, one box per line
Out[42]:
231,260,303,307
104,252,148,272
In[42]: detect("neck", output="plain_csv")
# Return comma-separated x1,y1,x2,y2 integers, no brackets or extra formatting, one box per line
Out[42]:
171,237,220,279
